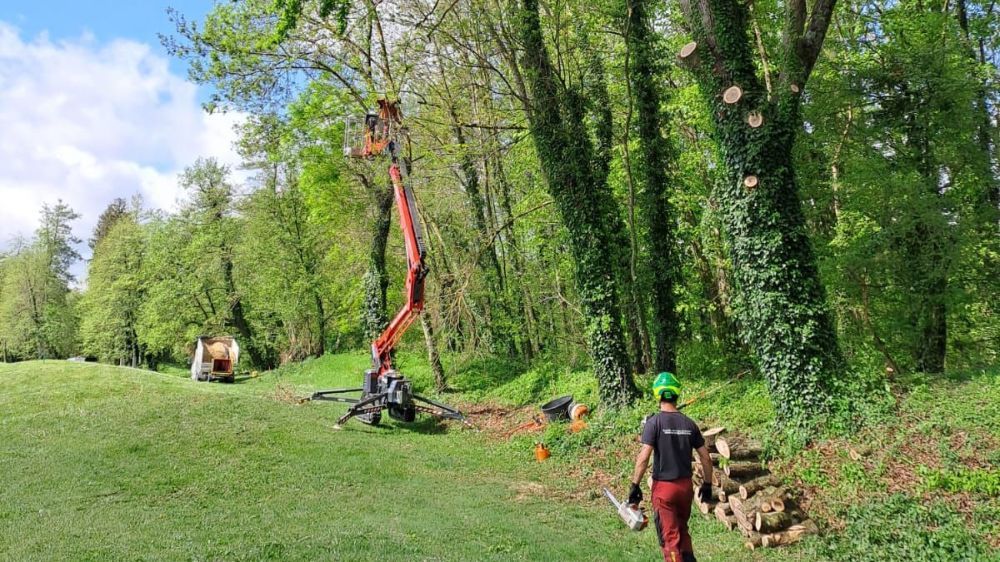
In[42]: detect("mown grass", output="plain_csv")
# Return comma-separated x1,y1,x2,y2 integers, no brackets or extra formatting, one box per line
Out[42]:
0,358,800,562
3,353,995,561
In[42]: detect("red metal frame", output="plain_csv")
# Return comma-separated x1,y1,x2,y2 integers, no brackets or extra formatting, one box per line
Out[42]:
370,159,426,376
352,100,427,378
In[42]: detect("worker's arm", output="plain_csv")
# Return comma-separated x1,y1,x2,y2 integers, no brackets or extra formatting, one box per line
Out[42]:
696,445,713,500
628,444,653,505
631,444,653,485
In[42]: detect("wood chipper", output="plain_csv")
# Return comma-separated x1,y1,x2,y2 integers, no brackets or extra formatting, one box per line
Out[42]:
190,336,239,383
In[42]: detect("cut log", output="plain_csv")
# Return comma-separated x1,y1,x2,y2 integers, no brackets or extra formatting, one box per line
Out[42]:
716,487,728,502
712,472,740,494
702,426,726,448
756,486,791,513
744,532,763,550
724,461,767,480
716,436,763,460
721,514,738,531
747,111,764,128
739,475,781,499
755,510,794,533
696,498,715,515
678,41,699,67
761,520,818,547
714,503,732,520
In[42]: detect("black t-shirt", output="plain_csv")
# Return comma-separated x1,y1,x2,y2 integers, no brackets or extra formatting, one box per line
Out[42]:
640,411,705,482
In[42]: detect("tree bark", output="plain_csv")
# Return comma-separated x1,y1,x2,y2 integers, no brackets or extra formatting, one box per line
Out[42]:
716,436,762,460
517,0,638,406
421,312,447,391
676,0,845,428
362,175,394,342
627,0,679,371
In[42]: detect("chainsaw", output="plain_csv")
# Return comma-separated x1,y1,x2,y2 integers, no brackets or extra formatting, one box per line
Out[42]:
602,487,648,531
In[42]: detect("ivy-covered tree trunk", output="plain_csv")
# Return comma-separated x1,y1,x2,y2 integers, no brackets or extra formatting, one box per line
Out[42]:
518,0,638,407
677,0,844,428
627,0,680,373
586,47,651,374
362,177,394,342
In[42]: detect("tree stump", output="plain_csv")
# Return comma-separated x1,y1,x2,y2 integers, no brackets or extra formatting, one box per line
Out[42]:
743,175,759,191
747,111,764,128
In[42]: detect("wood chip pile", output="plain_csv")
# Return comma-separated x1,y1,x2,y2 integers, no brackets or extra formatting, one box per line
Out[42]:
691,427,818,550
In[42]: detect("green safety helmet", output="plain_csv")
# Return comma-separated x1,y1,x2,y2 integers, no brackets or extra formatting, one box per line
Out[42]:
652,372,682,401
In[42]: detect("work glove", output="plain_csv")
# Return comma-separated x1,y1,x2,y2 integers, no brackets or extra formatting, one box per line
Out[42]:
628,482,643,506
697,482,713,503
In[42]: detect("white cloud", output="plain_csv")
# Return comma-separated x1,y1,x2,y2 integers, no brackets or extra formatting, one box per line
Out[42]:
0,22,245,259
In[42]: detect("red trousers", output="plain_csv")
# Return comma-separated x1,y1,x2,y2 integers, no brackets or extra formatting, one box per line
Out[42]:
651,478,694,562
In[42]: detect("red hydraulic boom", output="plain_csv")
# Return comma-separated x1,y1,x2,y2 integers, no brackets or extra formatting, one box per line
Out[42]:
310,100,464,427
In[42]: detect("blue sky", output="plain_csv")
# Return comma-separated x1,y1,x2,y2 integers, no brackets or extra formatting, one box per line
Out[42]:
0,1,245,278
0,0,210,72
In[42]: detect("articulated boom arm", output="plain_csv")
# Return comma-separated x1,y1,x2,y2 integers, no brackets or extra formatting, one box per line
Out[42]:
371,147,427,376
311,99,463,427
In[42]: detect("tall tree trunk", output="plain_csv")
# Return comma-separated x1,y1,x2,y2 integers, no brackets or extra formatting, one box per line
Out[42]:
421,312,447,391
313,290,326,356
677,0,845,427
222,251,270,368
490,153,539,360
627,0,680,373
518,0,638,406
362,175,394,342
588,45,651,374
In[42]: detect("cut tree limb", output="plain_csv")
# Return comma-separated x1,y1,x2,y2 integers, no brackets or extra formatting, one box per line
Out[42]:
723,86,743,104
678,41,699,68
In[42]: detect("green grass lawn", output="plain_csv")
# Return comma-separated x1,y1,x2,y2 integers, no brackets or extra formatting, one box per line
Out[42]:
0,357,809,561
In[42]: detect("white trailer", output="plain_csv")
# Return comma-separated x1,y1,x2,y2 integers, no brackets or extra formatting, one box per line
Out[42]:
190,336,240,383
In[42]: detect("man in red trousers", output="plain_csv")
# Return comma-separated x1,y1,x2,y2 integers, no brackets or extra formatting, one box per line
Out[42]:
627,372,713,562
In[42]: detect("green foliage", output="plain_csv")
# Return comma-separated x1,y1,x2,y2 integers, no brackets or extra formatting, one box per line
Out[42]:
79,216,146,365
919,466,1000,497
817,496,992,562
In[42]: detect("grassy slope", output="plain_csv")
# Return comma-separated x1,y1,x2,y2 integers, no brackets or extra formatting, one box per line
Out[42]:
0,357,798,562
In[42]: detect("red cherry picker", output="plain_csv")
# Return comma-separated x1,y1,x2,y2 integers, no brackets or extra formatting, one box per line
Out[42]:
310,100,465,427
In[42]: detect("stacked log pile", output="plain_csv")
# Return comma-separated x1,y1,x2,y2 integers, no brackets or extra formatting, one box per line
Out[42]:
690,427,818,550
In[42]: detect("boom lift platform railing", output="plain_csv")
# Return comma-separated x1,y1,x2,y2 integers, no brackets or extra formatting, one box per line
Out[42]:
310,100,465,428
